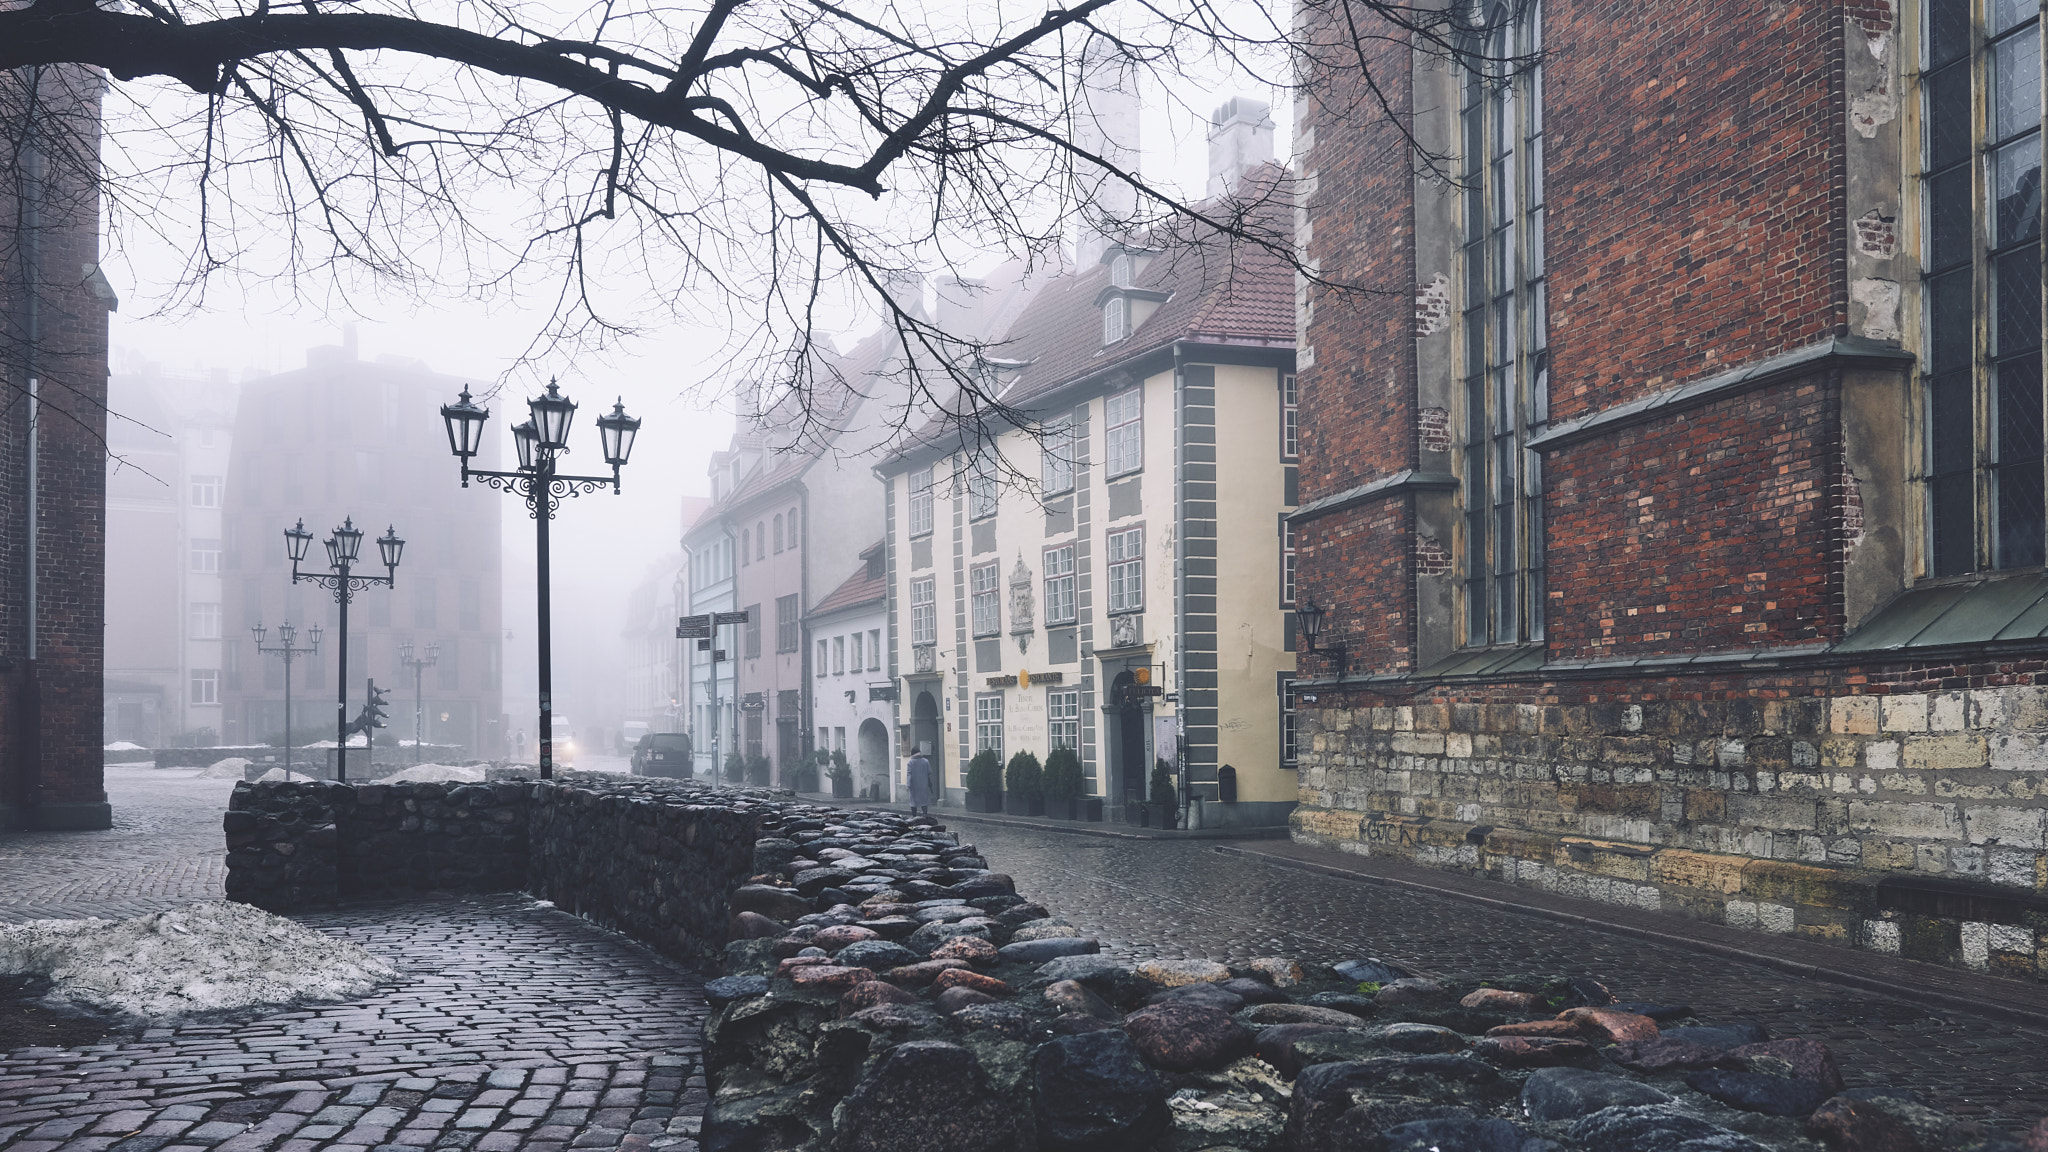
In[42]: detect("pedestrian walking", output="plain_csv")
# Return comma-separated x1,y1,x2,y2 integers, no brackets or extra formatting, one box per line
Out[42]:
514,729,527,763
905,744,933,816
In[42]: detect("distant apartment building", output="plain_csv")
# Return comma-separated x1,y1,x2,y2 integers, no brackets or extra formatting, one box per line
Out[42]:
807,541,890,795
877,103,1298,822
219,335,504,758
103,368,238,747
618,496,709,740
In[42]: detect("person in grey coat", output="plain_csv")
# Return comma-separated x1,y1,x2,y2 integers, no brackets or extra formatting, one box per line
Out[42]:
905,745,933,815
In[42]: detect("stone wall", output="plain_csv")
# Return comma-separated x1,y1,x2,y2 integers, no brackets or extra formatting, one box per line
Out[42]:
1293,686,2048,981
222,776,759,972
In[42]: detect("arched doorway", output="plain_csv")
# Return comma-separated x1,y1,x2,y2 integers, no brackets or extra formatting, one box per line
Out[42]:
912,690,942,796
858,718,890,799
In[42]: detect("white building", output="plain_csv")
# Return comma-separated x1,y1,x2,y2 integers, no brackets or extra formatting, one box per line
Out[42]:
805,542,891,796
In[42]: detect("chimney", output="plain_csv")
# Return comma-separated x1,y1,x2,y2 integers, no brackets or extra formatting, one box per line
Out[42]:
1073,35,1142,267
1206,97,1276,198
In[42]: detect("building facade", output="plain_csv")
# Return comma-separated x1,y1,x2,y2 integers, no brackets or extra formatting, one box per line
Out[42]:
1,64,117,829
1291,0,2048,978
807,542,891,796
219,338,504,762
880,110,1298,823
103,368,239,748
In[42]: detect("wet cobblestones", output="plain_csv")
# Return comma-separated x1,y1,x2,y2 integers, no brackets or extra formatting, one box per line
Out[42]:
964,822,2048,1133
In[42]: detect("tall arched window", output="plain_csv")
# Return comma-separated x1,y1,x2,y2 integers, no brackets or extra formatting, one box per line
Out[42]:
1921,0,2044,574
1458,0,1547,646
1103,296,1129,345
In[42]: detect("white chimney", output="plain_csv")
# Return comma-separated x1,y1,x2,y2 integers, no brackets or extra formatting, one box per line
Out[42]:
1206,97,1276,198
1073,35,1142,267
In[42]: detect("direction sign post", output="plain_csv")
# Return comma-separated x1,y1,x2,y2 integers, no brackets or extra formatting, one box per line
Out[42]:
677,609,748,779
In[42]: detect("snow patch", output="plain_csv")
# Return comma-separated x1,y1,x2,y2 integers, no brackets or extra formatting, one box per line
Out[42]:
103,741,147,751
0,902,399,1021
197,757,254,779
381,763,486,783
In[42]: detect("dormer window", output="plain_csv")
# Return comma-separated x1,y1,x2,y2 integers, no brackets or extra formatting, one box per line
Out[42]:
1110,252,1134,288
1103,296,1129,345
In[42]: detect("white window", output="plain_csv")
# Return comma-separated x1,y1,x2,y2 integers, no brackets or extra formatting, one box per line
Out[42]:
1282,373,1299,460
1281,519,1297,607
1043,545,1076,624
868,629,882,670
190,669,219,706
191,539,221,573
911,577,937,645
1049,689,1080,750
1110,252,1135,288
968,456,998,520
189,602,222,640
975,694,1004,757
1106,388,1142,477
816,640,829,677
833,636,845,675
1107,528,1143,613
850,632,863,671
190,475,222,507
1280,675,1299,770
909,468,935,536
1042,419,1076,496
971,562,1001,637
1103,296,1129,345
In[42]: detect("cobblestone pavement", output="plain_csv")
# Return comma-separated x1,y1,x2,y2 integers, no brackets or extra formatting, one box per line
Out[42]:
0,895,706,1152
0,768,233,923
965,821,2048,1133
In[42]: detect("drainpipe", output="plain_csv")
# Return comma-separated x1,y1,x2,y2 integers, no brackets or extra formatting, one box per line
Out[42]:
1172,341,1188,828
16,109,44,828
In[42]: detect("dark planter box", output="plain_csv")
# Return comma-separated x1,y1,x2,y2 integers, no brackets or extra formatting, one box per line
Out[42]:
1047,796,1079,820
1015,795,1046,817
1147,802,1177,829
830,777,853,798
1083,796,1104,822
965,791,1004,814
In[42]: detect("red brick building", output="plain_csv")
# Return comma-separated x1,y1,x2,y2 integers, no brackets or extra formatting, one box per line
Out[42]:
0,64,116,829
1292,0,2048,978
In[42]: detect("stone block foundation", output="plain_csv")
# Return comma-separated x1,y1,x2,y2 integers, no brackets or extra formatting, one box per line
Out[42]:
1293,687,2048,981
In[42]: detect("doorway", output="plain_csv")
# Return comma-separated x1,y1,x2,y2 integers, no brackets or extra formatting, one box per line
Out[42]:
912,690,942,793
858,718,890,797
1110,669,1146,806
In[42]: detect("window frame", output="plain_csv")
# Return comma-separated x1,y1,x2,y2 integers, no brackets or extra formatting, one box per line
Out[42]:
1107,526,1144,614
970,561,1002,637
1280,516,1297,608
191,539,221,573
1105,388,1144,478
1043,544,1077,625
868,628,883,670
190,475,223,507
975,693,1005,758
1042,418,1076,496
1048,688,1081,751
776,594,801,652
817,639,829,677
833,635,846,675
189,601,222,640
1279,673,1299,770
190,668,219,706
1103,295,1129,344
968,456,999,520
910,577,937,646
909,468,936,537
1281,373,1300,461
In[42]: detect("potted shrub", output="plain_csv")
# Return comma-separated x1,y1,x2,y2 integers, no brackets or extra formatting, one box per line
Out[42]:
1043,747,1085,820
747,754,772,786
724,751,746,783
829,749,854,798
789,750,822,793
1149,758,1178,829
964,749,1005,812
1005,750,1046,817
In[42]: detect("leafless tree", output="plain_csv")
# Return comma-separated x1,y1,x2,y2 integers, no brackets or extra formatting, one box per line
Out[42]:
0,0,1536,447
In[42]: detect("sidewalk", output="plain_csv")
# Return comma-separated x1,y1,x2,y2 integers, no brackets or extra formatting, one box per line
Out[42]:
1222,838,2048,1031
787,792,1290,842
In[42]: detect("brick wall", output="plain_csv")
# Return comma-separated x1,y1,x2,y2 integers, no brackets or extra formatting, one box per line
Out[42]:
0,65,112,830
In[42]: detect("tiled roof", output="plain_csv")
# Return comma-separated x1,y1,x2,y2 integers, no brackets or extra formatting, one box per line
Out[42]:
885,165,1296,463
809,544,889,618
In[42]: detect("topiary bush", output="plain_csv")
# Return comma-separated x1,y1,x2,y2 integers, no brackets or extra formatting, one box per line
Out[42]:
965,748,1004,796
1005,750,1043,802
747,754,772,785
724,751,746,782
827,748,852,784
1043,747,1085,802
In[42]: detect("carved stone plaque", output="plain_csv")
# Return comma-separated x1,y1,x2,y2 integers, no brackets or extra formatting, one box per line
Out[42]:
1009,554,1035,651
1110,613,1141,649
913,645,937,674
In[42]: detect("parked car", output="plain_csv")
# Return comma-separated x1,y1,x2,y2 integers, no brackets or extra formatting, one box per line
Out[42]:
550,717,576,767
632,732,693,778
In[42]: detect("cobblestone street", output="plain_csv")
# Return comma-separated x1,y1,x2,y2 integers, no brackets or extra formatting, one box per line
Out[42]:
7,771,2048,1146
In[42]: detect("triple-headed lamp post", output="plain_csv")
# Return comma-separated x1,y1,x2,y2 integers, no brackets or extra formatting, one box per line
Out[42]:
251,619,322,778
439,381,640,779
286,516,404,781
399,641,440,766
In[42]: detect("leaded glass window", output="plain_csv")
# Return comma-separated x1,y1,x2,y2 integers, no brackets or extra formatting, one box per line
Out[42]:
1923,0,2045,574
1459,0,1548,645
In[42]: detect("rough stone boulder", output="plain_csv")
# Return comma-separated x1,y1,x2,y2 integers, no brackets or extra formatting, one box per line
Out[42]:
1122,1002,1253,1073
1374,978,1450,1006
1729,1039,1847,1095
1147,981,1246,1014
1031,1029,1169,1152
729,911,785,940
830,1040,1028,1152
833,940,920,971
1219,977,1291,1005
1248,957,1304,987
1044,980,1119,1022
1459,987,1547,1013
1685,1070,1835,1117
1240,1003,1370,1028
906,920,992,953
1606,1036,1745,1074
730,883,813,922
1520,1067,1670,1121
1379,1115,1529,1152
1558,1006,1660,1044
936,986,1000,1015
1566,1104,1770,1152
1011,921,1084,941
930,935,999,964
1472,1035,1594,1068
1287,1056,1511,1152
812,924,879,952
1251,1024,1350,1079
838,980,916,1017
1486,1019,1579,1039
931,968,1010,997
998,937,1101,964
788,965,875,992
1136,958,1232,988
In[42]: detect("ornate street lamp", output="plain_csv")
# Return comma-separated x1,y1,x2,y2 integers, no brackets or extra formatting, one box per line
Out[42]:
289,516,402,780
1297,597,1346,678
252,618,322,778
440,378,639,778
399,640,440,766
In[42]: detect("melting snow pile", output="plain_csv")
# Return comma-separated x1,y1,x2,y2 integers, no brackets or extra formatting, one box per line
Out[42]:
0,902,399,1020
103,741,146,752
197,757,253,779
381,763,486,783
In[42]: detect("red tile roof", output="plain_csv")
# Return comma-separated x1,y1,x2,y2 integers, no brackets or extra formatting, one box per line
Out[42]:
808,543,889,617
